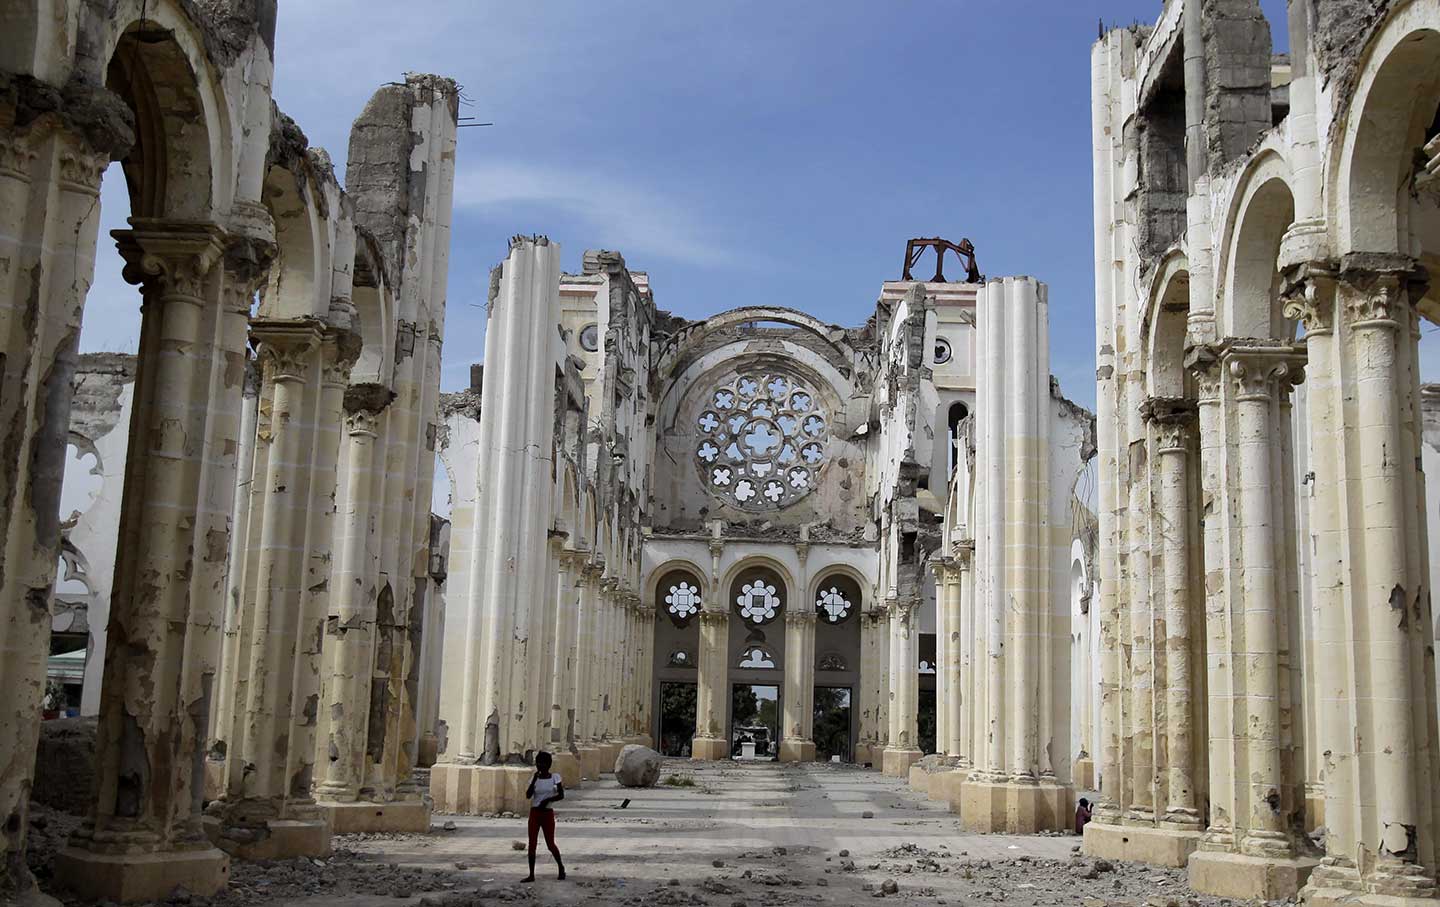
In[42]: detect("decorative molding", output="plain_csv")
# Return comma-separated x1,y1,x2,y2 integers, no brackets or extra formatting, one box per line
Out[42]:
253,320,325,384
115,222,227,303
1224,344,1304,402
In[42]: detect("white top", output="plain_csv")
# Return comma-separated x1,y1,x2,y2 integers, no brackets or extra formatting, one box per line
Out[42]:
531,773,561,810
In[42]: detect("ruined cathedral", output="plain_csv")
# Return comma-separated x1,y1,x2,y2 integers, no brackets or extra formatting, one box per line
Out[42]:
3,0,1440,906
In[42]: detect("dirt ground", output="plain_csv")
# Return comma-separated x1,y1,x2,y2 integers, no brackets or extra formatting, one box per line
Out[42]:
31,761,1268,907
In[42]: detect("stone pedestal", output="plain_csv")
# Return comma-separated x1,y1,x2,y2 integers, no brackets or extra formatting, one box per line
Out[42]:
1074,756,1096,790
1083,822,1200,867
319,800,432,834
55,847,230,903
202,815,331,862
779,739,816,763
1188,850,1318,900
691,736,730,761
882,747,923,777
550,751,583,788
960,777,1074,833
430,763,533,815
577,745,606,780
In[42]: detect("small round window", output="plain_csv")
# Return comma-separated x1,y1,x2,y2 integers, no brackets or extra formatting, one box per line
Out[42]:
934,337,952,365
668,649,696,668
656,569,703,626
579,323,600,352
731,567,784,627
814,574,861,625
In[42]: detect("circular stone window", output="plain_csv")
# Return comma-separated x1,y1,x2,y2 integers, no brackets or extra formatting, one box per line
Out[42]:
934,337,952,365
695,372,828,511
579,323,600,352
657,569,703,626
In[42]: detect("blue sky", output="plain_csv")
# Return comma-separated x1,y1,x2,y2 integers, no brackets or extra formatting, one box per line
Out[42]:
84,0,1328,407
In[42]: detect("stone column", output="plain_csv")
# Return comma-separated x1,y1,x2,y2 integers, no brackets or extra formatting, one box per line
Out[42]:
431,238,559,816
955,543,975,769
932,560,950,764
692,608,731,761
58,223,256,901
206,321,330,860
573,559,603,779
1154,403,1201,834
597,576,620,761
883,597,922,776
1299,266,1440,906
548,549,582,785
635,605,657,747
0,130,111,902
781,609,818,762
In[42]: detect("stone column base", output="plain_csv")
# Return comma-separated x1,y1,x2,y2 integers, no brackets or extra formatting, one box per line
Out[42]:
202,815,331,861
1074,757,1096,790
1301,880,1440,907
597,740,624,769
691,735,730,761
779,738,816,763
959,777,1074,833
854,743,881,767
318,799,432,834
576,745,604,780
203,760,225,802
429,763,533,815
1188,850,1318,900
881,747,923,777
918,766,957,802
550,751,583,788
1083,821,1201,867
1305,791,1326,831
55,845,230,902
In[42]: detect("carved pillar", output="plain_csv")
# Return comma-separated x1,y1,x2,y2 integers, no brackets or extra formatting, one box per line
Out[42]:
59,223,249,900
955,543,975,768
781,609,818,762
573,560,602,763
635,604,656,745
314,385,391,803
692,608,731,761
1152,401,1201,830
207,320,329,859
0,130,110,901
552,549,582,750
883,597,922,775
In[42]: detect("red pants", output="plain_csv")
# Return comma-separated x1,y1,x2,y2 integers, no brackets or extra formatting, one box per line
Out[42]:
527,807,558,854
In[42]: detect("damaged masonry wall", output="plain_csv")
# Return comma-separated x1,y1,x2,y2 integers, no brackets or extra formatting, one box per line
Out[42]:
1,0,457,901
1089,1,1440,902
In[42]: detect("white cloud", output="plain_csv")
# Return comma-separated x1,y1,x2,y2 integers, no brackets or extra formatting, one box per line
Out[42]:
453,160,738,268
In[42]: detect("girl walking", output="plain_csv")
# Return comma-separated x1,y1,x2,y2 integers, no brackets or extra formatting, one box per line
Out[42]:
522,751,565,882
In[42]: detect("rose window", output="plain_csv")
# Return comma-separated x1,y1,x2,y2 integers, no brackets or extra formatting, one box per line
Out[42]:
666,582,701,619
816,587,852,623
736,580,780,624
695,372,828,511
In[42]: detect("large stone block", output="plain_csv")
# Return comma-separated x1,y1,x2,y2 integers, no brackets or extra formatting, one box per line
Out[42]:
429,763,532,815
881,747,923,777
202,815,331,861
318,799,432,834
778,739,816,763
1188,850,1318,900
54,846,230,903
691,736,729,761
614,744,663,788
1082,821,1200,867
959,777,1074,834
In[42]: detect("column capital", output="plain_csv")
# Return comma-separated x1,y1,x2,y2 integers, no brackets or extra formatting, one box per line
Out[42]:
1222,343,1305,402
115,220,227,301
928,557,954,580
220,234,277,315
321,329,362,388
698,609,729,629
1280,263,1339,336
559,548,589,570
600,576,620,594
1142,397,1198,452
784,608,818,627
253,319,325,384
1184,343,1225,403
1337,254,1427,331
343,382,396,418
954,540,975,569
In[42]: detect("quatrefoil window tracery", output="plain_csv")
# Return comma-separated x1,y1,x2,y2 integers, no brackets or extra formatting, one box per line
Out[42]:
665,581,701,619
816,586,852,623
737,580,780,624
695,372,829,511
